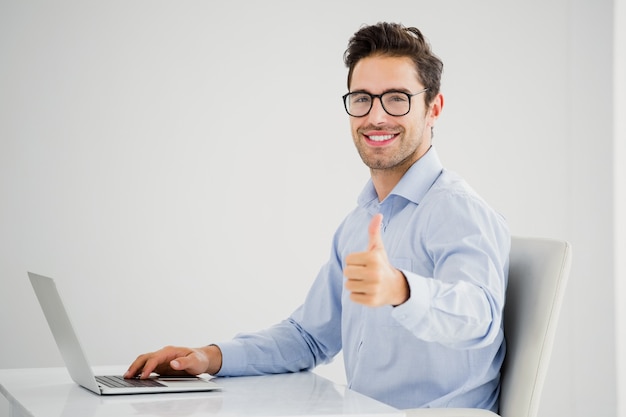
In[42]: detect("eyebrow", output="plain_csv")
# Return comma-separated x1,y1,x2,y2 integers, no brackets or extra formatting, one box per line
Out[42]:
349,88,414,94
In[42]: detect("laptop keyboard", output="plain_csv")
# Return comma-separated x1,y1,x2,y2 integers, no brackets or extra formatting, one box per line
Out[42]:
96,375,165,388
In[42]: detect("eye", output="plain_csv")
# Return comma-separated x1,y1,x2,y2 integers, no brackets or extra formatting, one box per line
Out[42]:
350,93,371,104
385,92,409,103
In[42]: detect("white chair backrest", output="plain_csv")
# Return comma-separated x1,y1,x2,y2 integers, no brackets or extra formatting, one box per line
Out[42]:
499,236,572,417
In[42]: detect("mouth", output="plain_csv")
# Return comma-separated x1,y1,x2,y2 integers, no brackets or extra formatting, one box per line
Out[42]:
364,132,399,146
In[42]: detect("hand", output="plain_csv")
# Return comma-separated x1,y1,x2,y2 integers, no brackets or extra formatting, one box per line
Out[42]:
344,214,410,307
124,345,222,379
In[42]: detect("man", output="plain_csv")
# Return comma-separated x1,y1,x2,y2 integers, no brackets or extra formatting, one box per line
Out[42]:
125,22,510,412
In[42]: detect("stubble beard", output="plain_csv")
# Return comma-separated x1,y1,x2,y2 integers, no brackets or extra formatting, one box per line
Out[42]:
355,130,422,172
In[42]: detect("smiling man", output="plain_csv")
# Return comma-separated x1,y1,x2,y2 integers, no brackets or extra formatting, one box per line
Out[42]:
126,22,510,414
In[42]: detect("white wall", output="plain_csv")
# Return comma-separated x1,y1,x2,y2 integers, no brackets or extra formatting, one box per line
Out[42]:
0,1,617,416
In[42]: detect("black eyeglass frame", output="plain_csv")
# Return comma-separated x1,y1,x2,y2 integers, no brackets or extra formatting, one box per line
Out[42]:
342,88,429,117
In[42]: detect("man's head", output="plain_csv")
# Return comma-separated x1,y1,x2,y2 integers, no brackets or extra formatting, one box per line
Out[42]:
342,23,444,177
343,22,443,108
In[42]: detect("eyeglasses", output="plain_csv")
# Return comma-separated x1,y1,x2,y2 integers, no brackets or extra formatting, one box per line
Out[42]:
342,88,428,117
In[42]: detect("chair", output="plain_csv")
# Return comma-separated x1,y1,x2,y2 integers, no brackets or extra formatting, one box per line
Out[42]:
405,236,572,417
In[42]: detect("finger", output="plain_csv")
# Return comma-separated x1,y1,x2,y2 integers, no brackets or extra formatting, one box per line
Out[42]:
344,259,367,275
124,352,158,379
130,347,179,378
345,252,368,268
139,355,165,378
368,213,384,251
124,357,145,379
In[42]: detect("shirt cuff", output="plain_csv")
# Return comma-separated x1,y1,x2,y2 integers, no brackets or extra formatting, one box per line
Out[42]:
213,339,248,376
391,269,431,330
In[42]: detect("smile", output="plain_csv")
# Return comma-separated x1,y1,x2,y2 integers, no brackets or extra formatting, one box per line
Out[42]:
367,134,396,142
364,132,398,146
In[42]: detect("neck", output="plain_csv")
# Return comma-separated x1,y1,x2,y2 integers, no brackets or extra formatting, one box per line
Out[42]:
371,166,408,202
371,145,433,202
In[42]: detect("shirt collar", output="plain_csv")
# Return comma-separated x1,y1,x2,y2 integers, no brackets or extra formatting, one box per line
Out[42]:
357,146,444,207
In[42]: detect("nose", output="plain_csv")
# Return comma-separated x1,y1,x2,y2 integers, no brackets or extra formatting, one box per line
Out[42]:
367,97,389,124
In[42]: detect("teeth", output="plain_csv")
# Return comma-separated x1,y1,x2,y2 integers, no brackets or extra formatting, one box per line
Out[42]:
368,134,395,142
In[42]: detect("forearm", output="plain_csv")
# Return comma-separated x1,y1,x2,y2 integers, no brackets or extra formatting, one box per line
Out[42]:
393,269,503,349
215,318,334,376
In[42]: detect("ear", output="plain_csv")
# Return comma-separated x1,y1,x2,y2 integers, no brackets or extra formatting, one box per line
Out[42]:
429,93,444,120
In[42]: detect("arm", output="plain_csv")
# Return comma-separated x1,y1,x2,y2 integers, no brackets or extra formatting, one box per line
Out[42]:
344,194,509,349
126,238,345,379
217,253,344,376
396,192,510,348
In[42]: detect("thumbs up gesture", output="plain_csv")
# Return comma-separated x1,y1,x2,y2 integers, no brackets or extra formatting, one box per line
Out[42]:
344,214,410,307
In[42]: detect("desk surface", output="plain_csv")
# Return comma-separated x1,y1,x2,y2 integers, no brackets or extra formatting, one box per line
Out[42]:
0,366,404,417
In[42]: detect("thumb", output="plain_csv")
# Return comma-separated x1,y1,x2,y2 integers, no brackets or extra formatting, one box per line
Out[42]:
368,213,384,251
170,355,194,372
170,358,184,370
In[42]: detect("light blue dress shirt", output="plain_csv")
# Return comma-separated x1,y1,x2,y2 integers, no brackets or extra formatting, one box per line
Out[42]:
216,147,510,412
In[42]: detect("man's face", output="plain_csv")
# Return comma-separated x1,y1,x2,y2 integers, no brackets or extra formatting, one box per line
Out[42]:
349,55,439,173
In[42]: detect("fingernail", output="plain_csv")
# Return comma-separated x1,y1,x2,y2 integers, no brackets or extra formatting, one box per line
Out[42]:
171,360,180,369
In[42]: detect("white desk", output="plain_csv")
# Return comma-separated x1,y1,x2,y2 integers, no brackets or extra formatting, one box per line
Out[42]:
0,366,404,417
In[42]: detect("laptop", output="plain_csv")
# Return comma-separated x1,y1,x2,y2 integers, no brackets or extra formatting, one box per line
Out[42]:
28,272,222,395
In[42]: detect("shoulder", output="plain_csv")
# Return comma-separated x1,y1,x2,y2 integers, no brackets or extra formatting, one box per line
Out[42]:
422,169,508,230
425,169,483,206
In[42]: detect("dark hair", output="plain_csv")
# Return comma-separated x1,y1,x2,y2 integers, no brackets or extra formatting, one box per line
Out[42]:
343,22,443,106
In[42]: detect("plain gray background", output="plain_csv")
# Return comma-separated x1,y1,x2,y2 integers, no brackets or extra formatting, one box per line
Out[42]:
1,1,624,416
